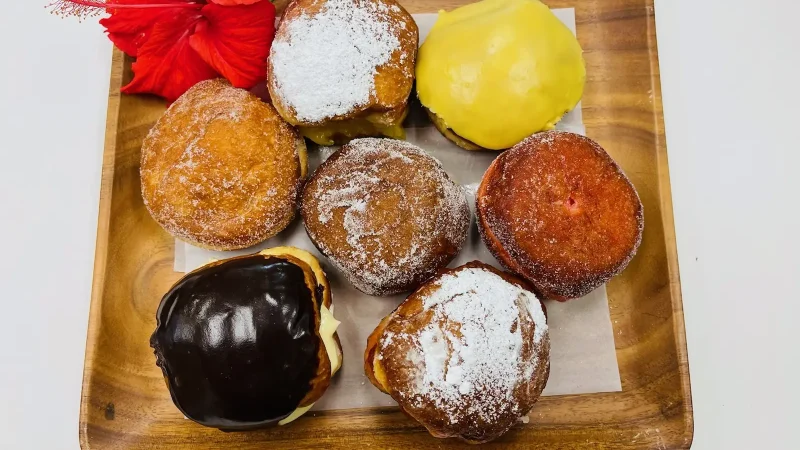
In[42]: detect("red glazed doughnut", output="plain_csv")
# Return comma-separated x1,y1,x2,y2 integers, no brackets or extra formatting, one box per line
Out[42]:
476,131,644,300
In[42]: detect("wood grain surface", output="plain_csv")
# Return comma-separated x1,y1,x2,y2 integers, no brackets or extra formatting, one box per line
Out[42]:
79,0,693,448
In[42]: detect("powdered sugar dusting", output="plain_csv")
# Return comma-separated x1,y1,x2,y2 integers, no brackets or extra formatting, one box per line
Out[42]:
421,269,548,347
269,0,406,123
416,268,547,421
379,264,549,433
302,138,470,295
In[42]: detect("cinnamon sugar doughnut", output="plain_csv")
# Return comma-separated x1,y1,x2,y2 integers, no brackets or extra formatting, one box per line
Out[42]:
300,138,469,296
141,79,307,251
477,131,644,300
364,261,550,443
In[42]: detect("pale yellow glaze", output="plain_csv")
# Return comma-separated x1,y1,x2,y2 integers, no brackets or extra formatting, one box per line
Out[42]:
416,0,586,150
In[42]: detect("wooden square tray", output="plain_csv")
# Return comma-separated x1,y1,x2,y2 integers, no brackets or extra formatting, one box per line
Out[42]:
79,0,693,448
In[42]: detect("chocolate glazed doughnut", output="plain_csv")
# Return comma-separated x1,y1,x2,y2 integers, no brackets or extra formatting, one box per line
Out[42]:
150,248,341,429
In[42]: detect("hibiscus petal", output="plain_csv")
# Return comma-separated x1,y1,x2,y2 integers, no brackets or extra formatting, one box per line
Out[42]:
100,0,194,57
208,0,264,4
121,9,219,102
189,1,276,89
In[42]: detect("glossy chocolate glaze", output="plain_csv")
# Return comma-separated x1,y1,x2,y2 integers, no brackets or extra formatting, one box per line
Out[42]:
150,255,322,430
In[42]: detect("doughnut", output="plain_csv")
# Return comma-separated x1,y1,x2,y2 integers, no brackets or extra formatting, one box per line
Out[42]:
268,0,418,145
140,79,307,251
477,131,644,300
415,0,585,151
150,247,342,429
300,138,470,296
364,261,550,443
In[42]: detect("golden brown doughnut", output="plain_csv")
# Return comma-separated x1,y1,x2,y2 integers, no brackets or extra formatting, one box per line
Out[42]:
140,79,307,251
477,131,644,300
364,261,550,443
300,138,470,296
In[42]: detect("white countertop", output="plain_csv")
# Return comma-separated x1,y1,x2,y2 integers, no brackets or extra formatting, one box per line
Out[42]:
1,0,798,448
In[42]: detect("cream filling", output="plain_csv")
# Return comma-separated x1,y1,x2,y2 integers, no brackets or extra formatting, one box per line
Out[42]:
278,404,313,426
320,304,343,375
278,304,341,425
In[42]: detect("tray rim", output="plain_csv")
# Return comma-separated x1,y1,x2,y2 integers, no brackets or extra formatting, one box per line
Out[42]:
78,1,694,446
79,47,124,449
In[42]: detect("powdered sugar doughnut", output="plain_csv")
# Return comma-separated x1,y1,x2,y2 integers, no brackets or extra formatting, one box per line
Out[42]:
477,130,644,300
364,261,550,443
140,79,307,251
267,0,417,145
300,138,469,296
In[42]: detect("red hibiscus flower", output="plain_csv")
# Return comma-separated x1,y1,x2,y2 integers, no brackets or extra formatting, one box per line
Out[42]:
50,0,276,102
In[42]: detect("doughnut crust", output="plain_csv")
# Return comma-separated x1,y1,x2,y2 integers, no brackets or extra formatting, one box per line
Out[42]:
300,138,470,296
140,79,307,250
364,262,550,443
477,131,644,300
425,107,484,151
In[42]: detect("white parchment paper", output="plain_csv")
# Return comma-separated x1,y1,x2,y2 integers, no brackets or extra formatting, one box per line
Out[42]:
173,9,621,410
